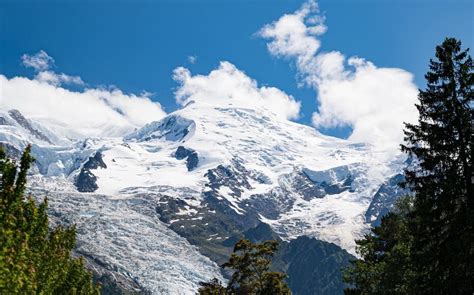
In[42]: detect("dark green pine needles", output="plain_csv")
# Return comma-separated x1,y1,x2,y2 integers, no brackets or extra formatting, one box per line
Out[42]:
401,37,473,294
342,196,415,294
344,37,473,294
0,145,100,294
198,239,291,295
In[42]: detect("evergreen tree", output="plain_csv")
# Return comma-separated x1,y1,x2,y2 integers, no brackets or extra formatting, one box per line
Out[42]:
344,37,473,294
0,145,100,294
343,197,415,294
401,37,473,293
198,278,227,295
198,239,291,295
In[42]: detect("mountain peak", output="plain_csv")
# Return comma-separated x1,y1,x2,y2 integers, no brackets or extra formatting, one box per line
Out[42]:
0,104,407,293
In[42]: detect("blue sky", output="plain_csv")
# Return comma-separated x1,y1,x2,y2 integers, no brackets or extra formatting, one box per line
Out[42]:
1,0,473,139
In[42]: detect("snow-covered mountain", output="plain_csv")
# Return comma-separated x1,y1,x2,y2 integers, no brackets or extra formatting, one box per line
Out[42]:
0,101,407,294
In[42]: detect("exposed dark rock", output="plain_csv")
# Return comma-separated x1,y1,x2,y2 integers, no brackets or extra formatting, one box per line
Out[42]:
8,109,52,144
155,196,188,223
223,223,354,295
148,161,358,294
175,146,192,160
242,189,295,220
204,163,329,222
75,152,107,193
322,175,354,195
154,159,283,263
155,184,353,295
244,222,281,243
75,170,98,193
125,114,195,142
83,151,107,170
302,169,354,196
186,152,199,171
0,116,8,125
78,250,149,295
290,170,327,200
240,168,340,220
205,160,253,197
223,222,281,247
155,194,245,264
174,146,199,171
162,116,190,140
204,190,259,230
365,173,409,226
278,236,353,295
203,159,265,229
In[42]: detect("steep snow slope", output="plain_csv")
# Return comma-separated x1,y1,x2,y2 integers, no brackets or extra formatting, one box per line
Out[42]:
90,101,405,252
29,177,224,294
0,102,406,293
1,109,224,293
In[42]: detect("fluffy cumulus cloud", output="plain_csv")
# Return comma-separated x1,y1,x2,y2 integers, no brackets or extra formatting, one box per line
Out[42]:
34,71,84,87
259,0,418,151
259,0,326,71
173,61,301,120
21,50,55,71
21,51,84,86
313,57,418,148
1,52,166,139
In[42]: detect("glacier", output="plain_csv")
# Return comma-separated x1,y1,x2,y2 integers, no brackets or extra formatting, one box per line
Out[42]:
0,100,407,293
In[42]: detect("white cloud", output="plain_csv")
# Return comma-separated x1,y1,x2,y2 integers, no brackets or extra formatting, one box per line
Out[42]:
21,50,85,87
259,0,418,151
173,61,301,120
35,71,85,87
259,0,326,71
313,57,418,149
187,55,197,64
21,50,55,71
0,74,166,139
5,51,163,139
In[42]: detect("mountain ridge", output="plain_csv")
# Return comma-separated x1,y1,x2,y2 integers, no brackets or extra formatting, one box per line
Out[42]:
0,103,406,294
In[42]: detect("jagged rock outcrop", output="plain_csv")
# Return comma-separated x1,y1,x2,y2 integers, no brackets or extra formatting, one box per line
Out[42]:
2,103,408,294
365,173,409,226
175,146,199,171
225,223,354,295
8,109,52,144
280,236,353,295
75,152,107,192
125,114,195,142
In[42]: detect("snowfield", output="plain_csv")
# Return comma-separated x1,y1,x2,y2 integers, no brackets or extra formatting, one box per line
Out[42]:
0,101,406,293
30,181,224,294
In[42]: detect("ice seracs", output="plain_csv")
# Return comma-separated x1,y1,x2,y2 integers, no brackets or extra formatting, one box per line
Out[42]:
0,102,407,293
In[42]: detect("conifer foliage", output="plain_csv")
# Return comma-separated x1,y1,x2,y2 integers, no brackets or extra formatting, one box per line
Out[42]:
0,145,100,294
198,239,291,295
401,37,473,293
343,197,414,294
343,37,473,294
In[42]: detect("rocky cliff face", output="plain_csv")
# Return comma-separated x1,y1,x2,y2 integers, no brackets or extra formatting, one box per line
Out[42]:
1,105,408,294
174,146,199,171
7,109,52,144
365,173,410,226
75,152,107,192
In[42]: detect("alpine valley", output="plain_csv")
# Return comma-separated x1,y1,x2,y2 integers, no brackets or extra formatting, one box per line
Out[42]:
0,97,409,294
